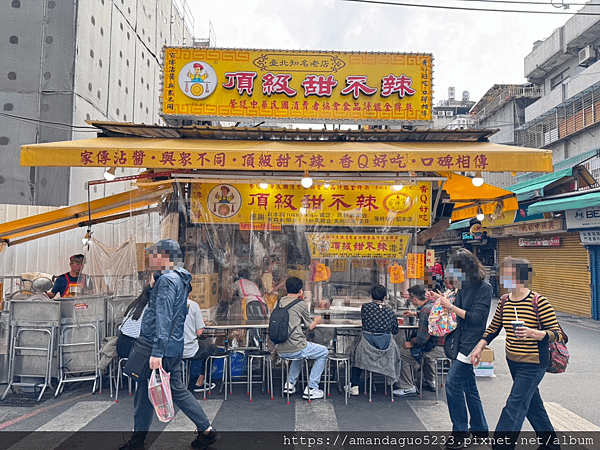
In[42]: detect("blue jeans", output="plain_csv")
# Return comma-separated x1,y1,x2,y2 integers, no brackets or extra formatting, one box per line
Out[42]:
445,360,489,438
131,356,211,445
279,342,329,390
492,359,560,450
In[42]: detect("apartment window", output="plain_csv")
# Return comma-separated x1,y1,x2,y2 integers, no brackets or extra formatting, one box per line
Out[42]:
551,68,570,91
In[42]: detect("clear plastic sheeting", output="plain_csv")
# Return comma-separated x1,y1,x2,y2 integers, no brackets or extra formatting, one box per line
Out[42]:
81,237,140,298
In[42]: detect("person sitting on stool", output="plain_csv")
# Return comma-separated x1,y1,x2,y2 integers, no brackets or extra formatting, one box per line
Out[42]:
184,295,217,392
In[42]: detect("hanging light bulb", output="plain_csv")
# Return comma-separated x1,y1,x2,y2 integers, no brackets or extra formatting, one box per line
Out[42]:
259,182,269,189
472,171,484,187
300,170,313,188
299,206,307,216
82,228,92,245
323,180,331,189
476,206,485,222
392,182,403,191
104,167,116,181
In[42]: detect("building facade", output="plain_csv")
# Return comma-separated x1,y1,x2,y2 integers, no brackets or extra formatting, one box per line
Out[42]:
432,87,475,130
0,0,194,207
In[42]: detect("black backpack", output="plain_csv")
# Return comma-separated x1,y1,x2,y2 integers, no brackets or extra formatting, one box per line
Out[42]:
268,298,303,344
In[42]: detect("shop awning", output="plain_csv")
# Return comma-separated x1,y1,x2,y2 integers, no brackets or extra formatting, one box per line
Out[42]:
20,137,553,173
0,185,172,246
527,191,600,215
507,166,596,201
448,219,471,230
439,172,519,222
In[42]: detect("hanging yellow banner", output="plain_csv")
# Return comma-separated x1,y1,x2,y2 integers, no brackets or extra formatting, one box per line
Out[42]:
161,47,432,123
407,253,425,279
307,233,411,259
190,182,432,227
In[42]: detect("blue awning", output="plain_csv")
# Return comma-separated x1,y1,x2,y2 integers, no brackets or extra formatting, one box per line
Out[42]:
528,191,600,215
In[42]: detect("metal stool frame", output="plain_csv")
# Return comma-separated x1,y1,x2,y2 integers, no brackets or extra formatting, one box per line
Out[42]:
204,352,232,400
419,357,452,403
324,353,350,405
364,369,394,402
114,357,135,403
280,356,310,404
246,350,273,401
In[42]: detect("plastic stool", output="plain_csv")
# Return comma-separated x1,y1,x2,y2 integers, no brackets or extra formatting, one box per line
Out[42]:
246,350,273,401
325,353,350,404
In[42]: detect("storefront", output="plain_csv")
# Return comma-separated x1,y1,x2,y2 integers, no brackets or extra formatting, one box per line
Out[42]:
490,219,591,317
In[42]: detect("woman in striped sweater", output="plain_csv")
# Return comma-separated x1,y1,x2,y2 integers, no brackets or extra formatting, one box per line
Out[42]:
471,257,562,450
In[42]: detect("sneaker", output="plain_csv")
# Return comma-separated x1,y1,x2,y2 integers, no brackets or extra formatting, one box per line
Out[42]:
445,436,467,449
344,385,359,396
191,428,220,449
392,386,418,397
283,381,296,394
193,382,217,393
117,441,144,450
302,387,324,399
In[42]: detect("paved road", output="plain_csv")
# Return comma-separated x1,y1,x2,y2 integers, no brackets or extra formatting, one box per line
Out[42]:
0,300,598,449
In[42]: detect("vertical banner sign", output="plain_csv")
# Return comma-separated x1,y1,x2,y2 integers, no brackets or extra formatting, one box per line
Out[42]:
425,249,435,267
191,182,432,228
407,253,425,279
162,48,433,123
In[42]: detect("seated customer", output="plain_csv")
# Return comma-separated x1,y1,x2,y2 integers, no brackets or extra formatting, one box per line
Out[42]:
394,284,445,397
345,284,399,396
274,277,328,399
184,297,217,392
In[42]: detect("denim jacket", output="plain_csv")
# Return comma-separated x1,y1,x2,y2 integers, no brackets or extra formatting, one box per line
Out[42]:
140,267,192,358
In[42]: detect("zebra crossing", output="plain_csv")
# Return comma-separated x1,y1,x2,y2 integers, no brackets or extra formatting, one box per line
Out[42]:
0,393,597,441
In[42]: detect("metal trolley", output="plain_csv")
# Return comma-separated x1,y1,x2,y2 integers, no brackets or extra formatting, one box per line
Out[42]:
55,296,105,396
2,300,60,402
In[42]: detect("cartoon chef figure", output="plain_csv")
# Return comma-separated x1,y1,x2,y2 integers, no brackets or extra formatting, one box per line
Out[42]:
215,186,234,203
187,63,208,82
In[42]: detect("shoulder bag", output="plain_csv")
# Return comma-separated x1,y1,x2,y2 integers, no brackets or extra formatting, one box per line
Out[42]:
531,294,569,374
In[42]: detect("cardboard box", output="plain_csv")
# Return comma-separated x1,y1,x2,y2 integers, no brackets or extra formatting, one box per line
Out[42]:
481,346,494,362
136,242,153,272
474,346,494,377
189,273,219,309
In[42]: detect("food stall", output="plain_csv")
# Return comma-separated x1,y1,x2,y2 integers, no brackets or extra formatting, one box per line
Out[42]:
0,48,554,394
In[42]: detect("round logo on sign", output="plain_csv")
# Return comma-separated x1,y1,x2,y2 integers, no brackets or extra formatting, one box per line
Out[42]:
575,209,584,220
208,184,241,219
178,61,218,100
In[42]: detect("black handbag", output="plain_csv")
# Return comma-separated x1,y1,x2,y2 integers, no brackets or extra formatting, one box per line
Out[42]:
444,327,462,360
123,336,154,381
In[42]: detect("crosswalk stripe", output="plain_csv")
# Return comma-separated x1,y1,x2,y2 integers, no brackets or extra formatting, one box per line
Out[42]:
407,399,452,431
162,399,223,431
7,401,113,450
545,402,600,432
295,398,339,431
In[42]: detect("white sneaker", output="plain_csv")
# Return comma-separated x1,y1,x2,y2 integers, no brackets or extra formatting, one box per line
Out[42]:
302,387,324,399
283,382,296,394
393,386,418,397
344,384,359,396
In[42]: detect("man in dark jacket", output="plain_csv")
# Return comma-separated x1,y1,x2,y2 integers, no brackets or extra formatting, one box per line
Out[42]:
395,284,445,396
119,239,218,450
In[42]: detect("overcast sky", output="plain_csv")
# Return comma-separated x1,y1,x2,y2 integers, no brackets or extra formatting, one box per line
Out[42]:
190,0,583,106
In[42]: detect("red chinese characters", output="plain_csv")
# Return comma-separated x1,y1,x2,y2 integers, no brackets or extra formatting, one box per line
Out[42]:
262,73,297,97
381,74,416,98
222,72,258,96
301,75,338,97
340,76,378,99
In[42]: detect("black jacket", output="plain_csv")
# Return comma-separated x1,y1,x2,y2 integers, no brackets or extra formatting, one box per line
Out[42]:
455,280,492,357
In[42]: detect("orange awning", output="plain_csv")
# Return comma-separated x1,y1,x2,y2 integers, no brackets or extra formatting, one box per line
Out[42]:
440,172,518,222
0,185,172,247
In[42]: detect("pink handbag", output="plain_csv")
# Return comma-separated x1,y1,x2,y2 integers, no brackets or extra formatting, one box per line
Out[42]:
148,368,175,422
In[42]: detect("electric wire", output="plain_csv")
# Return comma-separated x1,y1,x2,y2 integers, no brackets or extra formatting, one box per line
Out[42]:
344,0,600,15
0,112,101,131
460,0,593,6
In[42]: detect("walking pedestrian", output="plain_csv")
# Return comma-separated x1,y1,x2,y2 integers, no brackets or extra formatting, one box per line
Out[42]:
471,257,562,450
118,239,219,450
440,249,492,449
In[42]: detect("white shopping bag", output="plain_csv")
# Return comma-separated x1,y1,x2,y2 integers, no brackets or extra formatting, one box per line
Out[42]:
148,368,175,423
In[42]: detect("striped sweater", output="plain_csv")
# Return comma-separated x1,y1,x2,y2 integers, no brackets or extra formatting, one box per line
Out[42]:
482,291,563,364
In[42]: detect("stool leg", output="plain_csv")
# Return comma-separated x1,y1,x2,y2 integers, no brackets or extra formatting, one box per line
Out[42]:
369,371,373,402
305,360,311,403
223,356,228,401
204,357,210,401
286,361,291,405
229,354,233,395
269,357,274,400
345,361,349,405
249,356,253,402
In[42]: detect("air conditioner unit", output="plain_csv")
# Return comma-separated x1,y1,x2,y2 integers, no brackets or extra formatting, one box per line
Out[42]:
578,45,596,67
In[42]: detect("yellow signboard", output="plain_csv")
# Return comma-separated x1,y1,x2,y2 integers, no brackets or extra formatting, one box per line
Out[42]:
162,48,432,123
307,233,410,259
407,253,425,279
190,182,432,227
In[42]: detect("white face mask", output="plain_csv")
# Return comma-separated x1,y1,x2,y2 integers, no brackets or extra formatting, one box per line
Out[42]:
501,276,517,290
